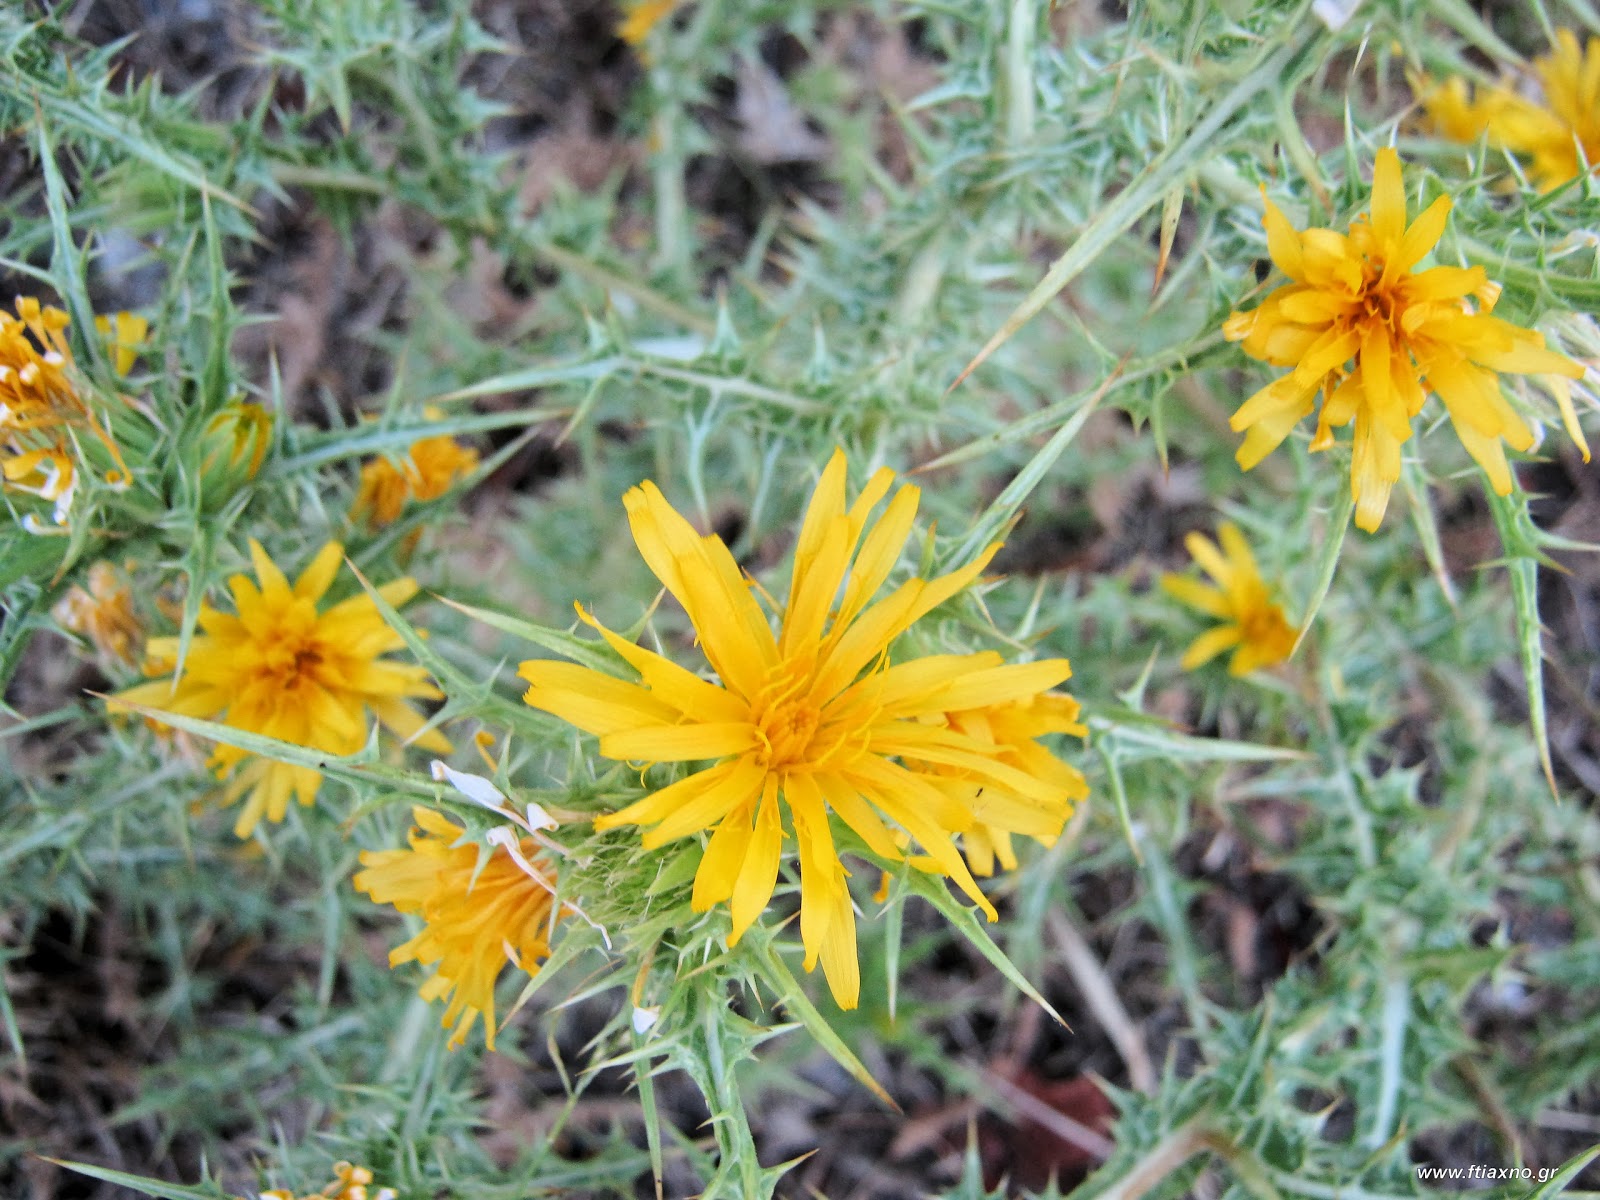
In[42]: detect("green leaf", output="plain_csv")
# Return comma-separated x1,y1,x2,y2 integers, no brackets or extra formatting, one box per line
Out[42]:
948,29,1317,391
439,596,630,678
750,938,898,1110
898,867,1065,1029
1513,1144,1600,1200
42,1161,228,1200
1092,719,1310,764
1291,481,1355,658
1486,486,1556,795
941,373,1109,570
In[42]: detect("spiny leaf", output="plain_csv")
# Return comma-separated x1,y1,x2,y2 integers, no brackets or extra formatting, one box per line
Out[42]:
948,29,1317,392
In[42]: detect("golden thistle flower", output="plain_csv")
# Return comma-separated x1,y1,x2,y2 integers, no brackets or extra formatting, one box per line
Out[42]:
353,807,559,1049
53,561,143,667
1161,523,1298,675
520,450,1085,1009
1422,32,1600,192
111,541,450,837
0,299,144,526
351,425,479,528
1418,75,1514,145
618,0,679,46
1224,148,1588,532
256,1162,397,1200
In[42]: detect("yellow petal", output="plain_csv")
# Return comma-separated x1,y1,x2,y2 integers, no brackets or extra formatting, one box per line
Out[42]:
930,659,1074,711
693,797,755,911
1262,194,1305,281
294,542,346,603
728,776,784,943
1179,624,1243,670
577,608,747,723
599,721,756,764
818,872,860,1010
1161,574,1230,618
640,756,766,847
1350,414,1403,532
247,539,293,603
521,660,681,735
815,770,902,861
1393,194,1451,275
372,696,453,753
1370,147,1407,252
835,483,920,630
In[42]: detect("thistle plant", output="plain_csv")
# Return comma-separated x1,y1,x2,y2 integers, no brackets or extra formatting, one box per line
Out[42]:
2,1,1599,1199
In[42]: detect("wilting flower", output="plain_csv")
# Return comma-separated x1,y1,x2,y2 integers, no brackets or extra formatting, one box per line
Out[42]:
1225,148,1587,531
0,298,144,527
53,561,143,667
618,0,679,46
520,450,1085,1008
353,807,559,1049
110,540,450,837
1421,31,1600,191
351,421,479,528
1162,523,1297,675
254,1161,396,1200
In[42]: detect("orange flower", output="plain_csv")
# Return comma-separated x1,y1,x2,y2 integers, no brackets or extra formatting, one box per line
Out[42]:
1225,149,1587,531
254,1161,396,1200
53,561,143,667
619,0,679,46
1161,523,1297,675
352,429,478,527
0,298,144,527
354,807,559,1049
111,541,449,837
521,451,1085,1008
1422,32,1600,191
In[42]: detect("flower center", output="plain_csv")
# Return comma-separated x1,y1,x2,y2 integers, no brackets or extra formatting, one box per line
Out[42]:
263,637,323,688
1359,275,1401,327
759,699,821,767
255,601,326,690
1239,598,1282,644
751,654,825,768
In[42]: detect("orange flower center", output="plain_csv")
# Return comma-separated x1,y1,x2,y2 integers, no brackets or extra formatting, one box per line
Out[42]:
759,699,821,767
256,601,327,690
1239,602,1281,644
1359,280,1399,326
750,654,831,769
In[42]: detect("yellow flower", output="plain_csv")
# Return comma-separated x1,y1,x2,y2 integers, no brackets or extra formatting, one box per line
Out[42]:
1423,32,1600,191
53,561,143,667
93,311,149,376
204,400,273,480
1417,75,1511,144
1504,31,1600,190
254,1161,397,1200
520,450,1084,1009
353,807,559,1049
352,428,479,527
1224,148,1587,532
619,0,679,46
111,540,450,837
0,298,143,526
1161,523,1298,675
923,695,1090,877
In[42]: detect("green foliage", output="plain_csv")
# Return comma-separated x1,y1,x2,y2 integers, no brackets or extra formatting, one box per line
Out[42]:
3,0,1598,1197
